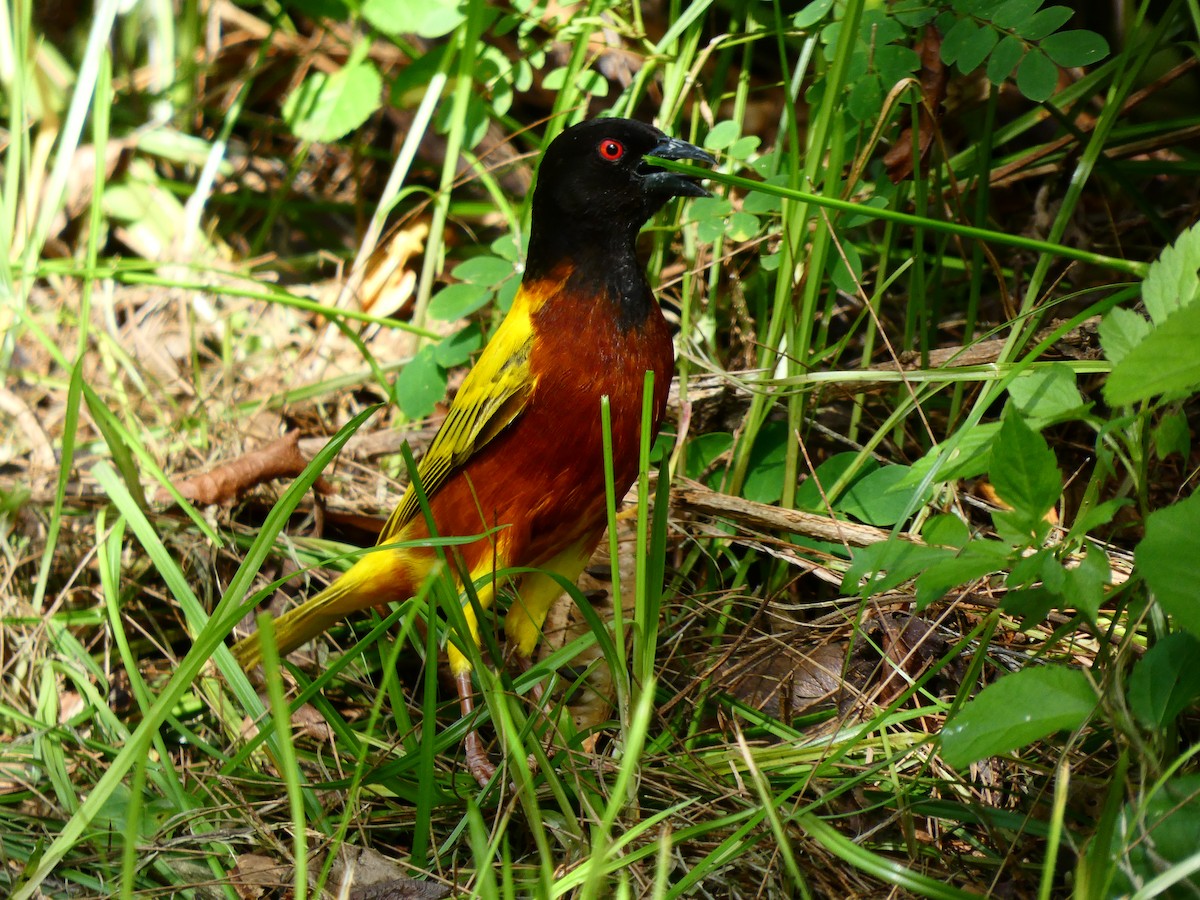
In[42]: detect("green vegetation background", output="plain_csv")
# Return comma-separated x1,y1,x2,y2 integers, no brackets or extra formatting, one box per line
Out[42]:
3,0,1200,897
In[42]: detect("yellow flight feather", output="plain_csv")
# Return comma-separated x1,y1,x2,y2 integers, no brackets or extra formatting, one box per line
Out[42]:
377,277,557,543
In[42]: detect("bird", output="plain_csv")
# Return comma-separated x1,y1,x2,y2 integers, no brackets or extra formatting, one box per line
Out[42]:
231,117,714,785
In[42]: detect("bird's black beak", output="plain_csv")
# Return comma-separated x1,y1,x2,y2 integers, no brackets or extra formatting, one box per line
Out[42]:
640,136,717,199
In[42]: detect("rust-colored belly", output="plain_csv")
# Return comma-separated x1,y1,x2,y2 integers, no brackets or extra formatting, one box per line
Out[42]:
410,283,673,576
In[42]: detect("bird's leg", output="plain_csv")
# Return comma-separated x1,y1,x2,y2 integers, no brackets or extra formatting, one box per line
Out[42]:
456,670,496,786
504,558,600,707
507,651,547,705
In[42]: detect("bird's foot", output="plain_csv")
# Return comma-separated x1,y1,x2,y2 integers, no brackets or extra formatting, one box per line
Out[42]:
464,727,497,787
457,669,500,786
457,669,551,788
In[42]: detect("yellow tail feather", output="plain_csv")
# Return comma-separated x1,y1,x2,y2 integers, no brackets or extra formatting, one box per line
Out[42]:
231,548,415,671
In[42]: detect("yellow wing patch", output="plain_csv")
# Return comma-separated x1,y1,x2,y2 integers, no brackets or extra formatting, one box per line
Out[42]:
378,276,561,543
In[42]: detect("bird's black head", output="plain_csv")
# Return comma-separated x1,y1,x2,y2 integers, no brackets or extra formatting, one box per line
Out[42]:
528,118,715,257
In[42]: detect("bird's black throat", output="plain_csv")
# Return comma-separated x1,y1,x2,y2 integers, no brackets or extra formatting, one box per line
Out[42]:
524,224,657,331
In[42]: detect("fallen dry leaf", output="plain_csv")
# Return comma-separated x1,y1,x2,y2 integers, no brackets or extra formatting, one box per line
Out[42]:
328,845,453,899
356,221,429,320
229,853,289,899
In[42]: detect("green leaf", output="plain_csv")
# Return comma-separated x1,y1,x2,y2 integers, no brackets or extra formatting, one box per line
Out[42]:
742,187,783,215
690,195,735,242
842,194,891,229
843,541,953,596
1008,547,1050,589
495,277,520,313
956,24,999,74
820,21,845,59
427,282,492,321
990,0,1043,30
439,92,490,149
93,782,162,838
1127,633,1200,730
793,0,835,28
1136,491,1200,638
858,8,903,44
453,255,514,285
839,465,921,527
1116,776,1200,895
282,60,382,143
829,241,863,293
1003,587,1058,623
490,233,520,262
395,345,448,419
728,212,760,242
650,428,676,465
1040,549,1069,596
1142,219,1200,324
390,46,451,104
796,452,869,510
576,69,609,97
990,409,1061,521
1097,306,1151,365
696,219,724,244
1104,301,1200,405
992,506,1052,548
750,151,782,179
477,47,514,117
1016,49,1058,102
847,75,885,122
902,422,1001,486
922,514,971,550
544,66,607,95
743,421,790,504
1006,363,1087,425
433,324,483,368
688,196,733,221
542,67,569,90
895,5,937,26
1040,30,1109,67
941,666,1096,768
940,17,981,66
934,9,960,30
362,0,466,38
1059,541,1109,621
727,135,760,160
1070,497,1127,537
685,433,734,484
915,541,1010,609
704,120,741,151
1022,5,1074,40
986,34,1026,85
1154,408,1191,460
875,44,921,85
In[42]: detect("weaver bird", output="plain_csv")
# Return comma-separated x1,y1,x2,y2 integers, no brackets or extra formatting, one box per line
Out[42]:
232,117,714,784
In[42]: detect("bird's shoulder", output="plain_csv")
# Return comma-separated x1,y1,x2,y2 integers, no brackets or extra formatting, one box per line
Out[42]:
376,276,563,542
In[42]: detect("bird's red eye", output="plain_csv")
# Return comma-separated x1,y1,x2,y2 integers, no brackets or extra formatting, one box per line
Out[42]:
597,139,625,161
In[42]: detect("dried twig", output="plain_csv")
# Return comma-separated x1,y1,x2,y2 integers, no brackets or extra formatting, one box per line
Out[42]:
157,430,333,507
673,478,918,550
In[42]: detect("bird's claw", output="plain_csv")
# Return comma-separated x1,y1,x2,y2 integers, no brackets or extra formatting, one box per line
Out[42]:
464,728,497,787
